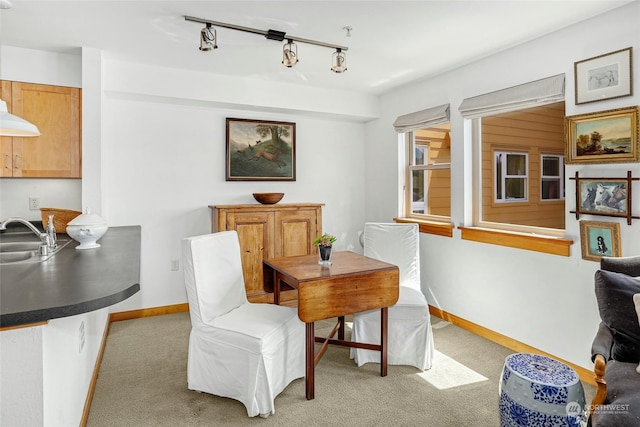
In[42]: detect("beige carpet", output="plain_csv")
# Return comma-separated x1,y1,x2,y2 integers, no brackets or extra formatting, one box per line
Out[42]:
87,312,595,426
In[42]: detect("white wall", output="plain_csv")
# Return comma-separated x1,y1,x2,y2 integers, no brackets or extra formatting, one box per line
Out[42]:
0,179,82,220
368,1,640,371
0,46,82,88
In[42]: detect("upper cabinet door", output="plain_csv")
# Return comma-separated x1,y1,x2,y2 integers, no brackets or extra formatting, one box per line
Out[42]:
1,80,14,177
10,82,81,178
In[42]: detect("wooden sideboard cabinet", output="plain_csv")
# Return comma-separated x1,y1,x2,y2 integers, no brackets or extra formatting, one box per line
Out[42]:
1,80,81,178
210,203,323,304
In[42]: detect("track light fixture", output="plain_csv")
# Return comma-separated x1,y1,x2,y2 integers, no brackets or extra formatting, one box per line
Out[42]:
331,48,347,73
282,39,298,67
199,23,217,51
185,16,348,72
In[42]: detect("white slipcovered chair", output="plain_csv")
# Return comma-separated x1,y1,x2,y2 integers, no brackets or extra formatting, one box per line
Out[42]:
350,222,434,371
182,231,304,417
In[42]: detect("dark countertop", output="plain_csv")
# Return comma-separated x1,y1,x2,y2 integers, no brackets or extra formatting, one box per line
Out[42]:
0,225,141,328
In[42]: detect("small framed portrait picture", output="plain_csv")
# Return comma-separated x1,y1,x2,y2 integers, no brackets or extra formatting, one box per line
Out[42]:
579,220,621,262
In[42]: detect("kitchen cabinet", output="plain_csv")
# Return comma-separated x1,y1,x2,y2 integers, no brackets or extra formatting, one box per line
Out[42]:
1,80,81,178
211,203,323,304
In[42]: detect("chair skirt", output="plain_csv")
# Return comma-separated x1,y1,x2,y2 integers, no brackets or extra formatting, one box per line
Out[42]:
351,286,434,371
187,303,305,417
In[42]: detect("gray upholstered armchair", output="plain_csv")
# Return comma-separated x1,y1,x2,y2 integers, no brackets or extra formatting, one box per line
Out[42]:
590,255,640,427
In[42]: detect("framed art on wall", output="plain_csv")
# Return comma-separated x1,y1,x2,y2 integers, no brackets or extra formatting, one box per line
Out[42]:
565,106,639,164
577,178,629,217
569,171,639,225
226,118,296,181
579,220,621,262
574,47,633,105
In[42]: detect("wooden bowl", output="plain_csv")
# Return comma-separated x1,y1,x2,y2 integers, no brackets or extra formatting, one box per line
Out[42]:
253,193,284,204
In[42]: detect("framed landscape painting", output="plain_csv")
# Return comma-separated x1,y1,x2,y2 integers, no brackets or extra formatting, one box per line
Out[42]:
565,106,639,164
226,118,296,181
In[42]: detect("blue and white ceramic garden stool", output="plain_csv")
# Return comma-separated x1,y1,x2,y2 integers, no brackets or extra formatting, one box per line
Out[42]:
499,353,587,427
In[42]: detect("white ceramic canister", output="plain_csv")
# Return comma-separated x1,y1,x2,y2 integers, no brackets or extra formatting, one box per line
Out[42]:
66,209,108,250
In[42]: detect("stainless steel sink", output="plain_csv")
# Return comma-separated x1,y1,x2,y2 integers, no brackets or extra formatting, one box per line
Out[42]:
0,250,38,264
0,241,46,253
0,237,72,265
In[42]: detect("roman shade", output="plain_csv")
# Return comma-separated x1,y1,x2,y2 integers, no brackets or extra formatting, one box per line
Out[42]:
458,74,565,118
393,103,450,133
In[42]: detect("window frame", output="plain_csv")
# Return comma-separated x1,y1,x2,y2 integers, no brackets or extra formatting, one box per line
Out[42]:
404,129,451,222
540,153,565,201
494,150,529,203
472,116,566,238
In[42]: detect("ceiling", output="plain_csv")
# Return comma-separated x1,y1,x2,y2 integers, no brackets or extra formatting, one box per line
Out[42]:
0,1,634,96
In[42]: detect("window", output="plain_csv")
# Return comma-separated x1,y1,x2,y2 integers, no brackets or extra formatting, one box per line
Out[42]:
408,125,451,218
458,74,566,235
495,151,528,202
394,104,451,224
541,154,564,201
477,103,566,231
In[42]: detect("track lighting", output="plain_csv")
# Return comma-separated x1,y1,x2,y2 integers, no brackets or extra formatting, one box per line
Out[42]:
331,48,347,73
199,23,217,51
185,16,348,73
282,40,298,67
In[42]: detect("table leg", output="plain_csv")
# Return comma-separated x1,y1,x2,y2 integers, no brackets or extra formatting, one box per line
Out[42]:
381,307,388,377
338,315,345,340
273,271,280,305
305,322,315,400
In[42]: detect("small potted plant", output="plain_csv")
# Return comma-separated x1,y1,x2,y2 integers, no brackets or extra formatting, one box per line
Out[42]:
313,233,336,265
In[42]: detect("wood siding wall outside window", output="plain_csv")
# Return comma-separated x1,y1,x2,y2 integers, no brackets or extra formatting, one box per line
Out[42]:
415,124,451,217
481,102,565,230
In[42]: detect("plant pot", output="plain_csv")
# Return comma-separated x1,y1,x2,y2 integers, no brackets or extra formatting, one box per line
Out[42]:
318,244,332,266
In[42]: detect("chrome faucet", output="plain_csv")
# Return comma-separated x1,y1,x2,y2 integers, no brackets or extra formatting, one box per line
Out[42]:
0,217,57,255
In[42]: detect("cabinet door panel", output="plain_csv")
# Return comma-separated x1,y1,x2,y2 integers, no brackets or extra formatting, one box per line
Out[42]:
227,212,274,299
275,209,319,258
1,81,14,176
0,137,11,177
11,83,81,178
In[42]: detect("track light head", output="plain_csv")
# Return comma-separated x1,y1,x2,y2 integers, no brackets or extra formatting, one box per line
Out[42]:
331,48,347,73
199,23,217,51
282,40,298,68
